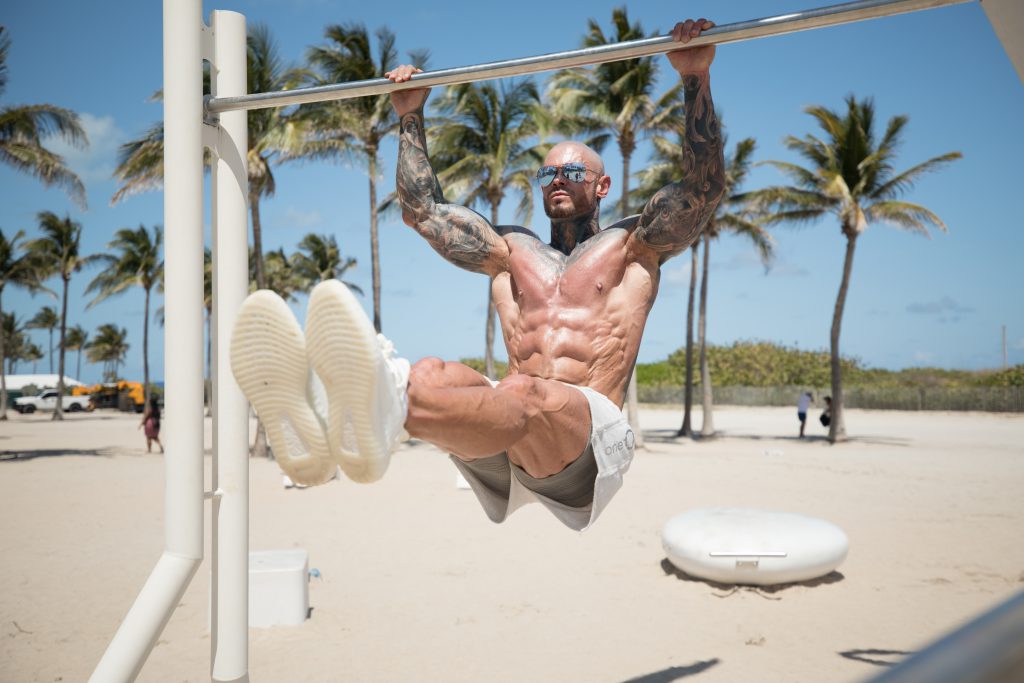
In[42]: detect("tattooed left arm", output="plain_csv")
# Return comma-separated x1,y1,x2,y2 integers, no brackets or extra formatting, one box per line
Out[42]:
631,22,726,263
631,71,725,263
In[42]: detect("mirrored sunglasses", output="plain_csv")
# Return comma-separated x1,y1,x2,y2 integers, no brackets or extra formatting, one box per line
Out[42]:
536,162,590,187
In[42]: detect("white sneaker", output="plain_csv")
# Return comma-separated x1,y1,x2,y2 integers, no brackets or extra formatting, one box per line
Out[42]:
230,290,337,486
305,279,410,483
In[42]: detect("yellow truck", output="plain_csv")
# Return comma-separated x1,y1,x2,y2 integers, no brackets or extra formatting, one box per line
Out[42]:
74,381,146,412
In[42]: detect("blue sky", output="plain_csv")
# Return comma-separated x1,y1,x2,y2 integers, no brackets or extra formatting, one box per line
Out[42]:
2,0,1021,384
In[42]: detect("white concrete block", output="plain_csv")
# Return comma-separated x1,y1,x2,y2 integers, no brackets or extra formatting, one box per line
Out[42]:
249,549,309,627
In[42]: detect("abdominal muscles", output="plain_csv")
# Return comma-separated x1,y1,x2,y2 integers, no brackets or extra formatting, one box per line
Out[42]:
495,260,656,407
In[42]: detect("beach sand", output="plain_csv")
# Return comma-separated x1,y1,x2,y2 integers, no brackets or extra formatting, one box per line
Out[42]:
1,405,1022,682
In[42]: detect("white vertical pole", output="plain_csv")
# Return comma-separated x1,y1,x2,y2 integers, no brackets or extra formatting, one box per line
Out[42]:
163,0,206,576
981,0,1024,83
209,9,250,683
88,0,205,680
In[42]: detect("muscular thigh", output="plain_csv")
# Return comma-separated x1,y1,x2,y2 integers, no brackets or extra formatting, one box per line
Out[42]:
499,375,592,478
409,356,493,390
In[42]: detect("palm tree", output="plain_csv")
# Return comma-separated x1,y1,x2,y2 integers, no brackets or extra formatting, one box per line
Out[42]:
86,323,130,381
682,243,698,436
429,80,545,378
110,122,166,205
632,134,700,435
291,233,362,293
0,228,45,418
693,138,772,437
203,248,211,383
24,342,43,373
745,96,960,442
86,225,163,404
27,212,98,420
2,312,26,375
0,27,88,207
253,247,303,302
65,324,88,382
26,305,59,372
111,24,305,293
243,24,311,290
301,24,427,332
547,8,686,446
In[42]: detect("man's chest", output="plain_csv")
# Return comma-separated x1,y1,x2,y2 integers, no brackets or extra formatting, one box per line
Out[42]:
502,231,633,305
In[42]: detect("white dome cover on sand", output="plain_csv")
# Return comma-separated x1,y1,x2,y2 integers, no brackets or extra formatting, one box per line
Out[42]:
662,508,849,586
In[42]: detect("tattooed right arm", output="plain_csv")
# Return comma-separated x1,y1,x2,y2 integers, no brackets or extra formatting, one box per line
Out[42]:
396,110,510,276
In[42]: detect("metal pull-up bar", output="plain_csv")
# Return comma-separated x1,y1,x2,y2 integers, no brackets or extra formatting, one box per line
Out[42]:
205,0,970,115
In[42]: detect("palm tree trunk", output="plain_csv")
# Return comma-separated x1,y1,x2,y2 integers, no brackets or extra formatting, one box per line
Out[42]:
369,152,382,333
76,348,82,382
829,234,857,443
52,277,69,421
679,242,698,436
143,286,150,406
619,152,643,448
48,328,54,373
250,192,270,458
619,152,631,220
0,290,8,420
699,236,714,437
250,191,267,290
484,203,500,379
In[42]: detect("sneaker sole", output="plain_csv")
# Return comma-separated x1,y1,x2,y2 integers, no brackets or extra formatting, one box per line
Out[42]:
305,280,390,483
229,290,336,486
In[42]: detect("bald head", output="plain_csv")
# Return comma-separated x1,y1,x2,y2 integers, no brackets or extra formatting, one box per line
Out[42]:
539,141,611,224
544,141,605,177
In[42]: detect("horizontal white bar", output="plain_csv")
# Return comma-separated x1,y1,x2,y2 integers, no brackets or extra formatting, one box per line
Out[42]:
206,0,971,114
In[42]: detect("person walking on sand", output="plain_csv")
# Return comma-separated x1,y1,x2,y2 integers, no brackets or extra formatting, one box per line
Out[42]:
797,391,813,438
820,395,832,428
139,397,163,453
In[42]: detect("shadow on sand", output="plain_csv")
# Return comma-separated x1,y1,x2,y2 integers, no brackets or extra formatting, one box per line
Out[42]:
8,412,127,423
620,659,721,682
0,448,120,462
641,428,911,448
660,558,845,594
838,648,915,667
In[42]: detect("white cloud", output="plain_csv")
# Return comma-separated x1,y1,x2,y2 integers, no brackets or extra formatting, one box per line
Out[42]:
716,252,761,271
48,112,127,186
906,296,974,315
715,251,806,277
771,261,810,277
280,207,324,229
913,350,937,364
663,261,693,287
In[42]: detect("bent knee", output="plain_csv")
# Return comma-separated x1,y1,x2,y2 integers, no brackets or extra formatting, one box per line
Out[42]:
409,357,447,387
496,374,543,404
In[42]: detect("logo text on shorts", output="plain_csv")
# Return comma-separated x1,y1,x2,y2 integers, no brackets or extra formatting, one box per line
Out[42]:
604,429,635,455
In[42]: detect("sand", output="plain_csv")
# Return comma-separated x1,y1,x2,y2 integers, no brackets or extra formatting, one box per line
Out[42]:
1,405,1022,683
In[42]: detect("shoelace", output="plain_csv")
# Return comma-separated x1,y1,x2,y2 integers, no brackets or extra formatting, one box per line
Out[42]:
376,334,407,388
375,333,396,358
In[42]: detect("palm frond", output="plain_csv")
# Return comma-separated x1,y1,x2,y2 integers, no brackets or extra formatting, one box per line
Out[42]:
864,200,948,236
869,151,962,200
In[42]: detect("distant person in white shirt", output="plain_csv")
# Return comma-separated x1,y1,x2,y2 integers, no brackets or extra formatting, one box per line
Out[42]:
797,391,813,438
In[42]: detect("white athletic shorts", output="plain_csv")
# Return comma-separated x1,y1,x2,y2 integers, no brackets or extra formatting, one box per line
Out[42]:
451,383,635,531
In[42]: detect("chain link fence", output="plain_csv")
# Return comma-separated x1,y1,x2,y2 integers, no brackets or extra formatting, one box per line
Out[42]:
638,384,1024,413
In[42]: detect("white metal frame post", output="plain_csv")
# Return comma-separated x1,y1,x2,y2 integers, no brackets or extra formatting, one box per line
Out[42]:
209,9,250,683
89,0,207,679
